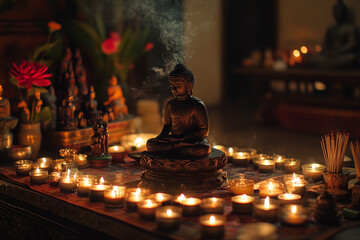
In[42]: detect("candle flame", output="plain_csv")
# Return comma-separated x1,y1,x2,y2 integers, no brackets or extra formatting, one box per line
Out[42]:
136,188,141,193
278,156,282,161
268,181,273,191
188,198,195,204
264,196,270,209
240,194,247,201
178,194,186,202
156,193,164,201
134,137,144,148
66,169,70,179
211,197,217,203
312,164,320,169
100,177,104,185
210,216,215,224
35,167,40,173
111,189,116,198
292,177,300,185
114,146,119,151
84,177,90,185
228,147,233,155
166,209,173,216
291,205,297,213
239,152,243,157
145,199,152,207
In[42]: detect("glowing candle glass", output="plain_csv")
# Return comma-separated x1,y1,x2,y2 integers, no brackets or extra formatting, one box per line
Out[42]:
77,175,94,197
155,206,182,231
180,197,201,216
232,152,251,167
274,155,285,170
284,158,301,173
200,197,224,214
232,194,254,214
30,167,48,185
51,159,67,172
258,159,275,173
74,154,88,168
280,205,307,226
229,178,254,195
121,133,156,152
89,177,109,202
138,199,161,220
125,188,151,211
302,163,326,181
173,193,187,206
283,173,304,183
253,197,279,222
36,157,52,171
277,193,301,205
104,186,126,208
48,171,61,187
59,169,77,193
285,178,306,195
259,180,284,198
252,154,270,170
148,193,173,206
199,214,225,238
15,160,33,176
108,145,126,163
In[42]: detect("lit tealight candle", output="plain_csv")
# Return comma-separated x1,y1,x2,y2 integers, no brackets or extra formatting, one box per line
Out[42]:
281,205,307,226
285,177,306,195
200,197,224,214
48,171,61,187
104,186,126,208
155,206,182,231
125,188,151,212
77,176,93,197
199,214,225,238
30,167,48,185
180,197,201,216
258,159,275,173
284,158,301,173
74,154,88,168
59,169,77,193
232,194,254,214
232,152,251,167
89,177,108,202
259,181,284,198
253,196,279,223
138,199,161,220
15,160,33,176
173,193,187,206
148,193,173,206
108,145,126,163
36,157,52,171
252,154,270,170
283,173,304,183
274,155,285,170
277,193,302,205
302,163,326,181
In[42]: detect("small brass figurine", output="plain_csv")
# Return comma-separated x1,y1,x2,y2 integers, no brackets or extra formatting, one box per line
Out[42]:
90,119,109,156
58,91,77,130
104,76,128,120
146,64,211,158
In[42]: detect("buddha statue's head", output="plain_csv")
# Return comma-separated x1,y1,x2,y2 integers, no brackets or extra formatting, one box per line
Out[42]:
168,64,194,100
333,0,349,24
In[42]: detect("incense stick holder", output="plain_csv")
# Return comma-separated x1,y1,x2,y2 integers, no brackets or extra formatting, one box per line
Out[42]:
323,169,350,196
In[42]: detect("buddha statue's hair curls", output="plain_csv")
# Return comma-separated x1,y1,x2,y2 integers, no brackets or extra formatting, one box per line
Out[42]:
168,63,194,84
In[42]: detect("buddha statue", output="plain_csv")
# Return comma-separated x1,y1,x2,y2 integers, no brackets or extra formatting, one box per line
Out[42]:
85,86,102,125
90,119,109,156
58,91,77,131
146,64,211,158
305,0,360,69
104,76,128,120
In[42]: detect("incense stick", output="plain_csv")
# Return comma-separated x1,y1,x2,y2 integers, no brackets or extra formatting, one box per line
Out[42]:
320,131,349,173
350,141,360,179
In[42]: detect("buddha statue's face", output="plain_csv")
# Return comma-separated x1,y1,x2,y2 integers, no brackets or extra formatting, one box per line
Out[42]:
170,79,191,100
109,76,117,86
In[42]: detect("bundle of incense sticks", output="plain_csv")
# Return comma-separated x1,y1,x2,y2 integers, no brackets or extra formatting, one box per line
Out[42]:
320,132,349,173
350,141,360,179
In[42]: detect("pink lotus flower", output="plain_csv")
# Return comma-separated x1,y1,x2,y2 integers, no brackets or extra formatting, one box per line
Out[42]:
144,42,154,52
9,61,52,91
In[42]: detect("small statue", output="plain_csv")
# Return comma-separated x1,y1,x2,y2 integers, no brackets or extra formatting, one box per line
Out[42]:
146,64,211,158
85,86,102,125
305,0,360,69
58,91,77,130
104,76,128,120
60,48,73,76
0,85,11,119
77,69,88,96
90,119,108,156
68,71,79,101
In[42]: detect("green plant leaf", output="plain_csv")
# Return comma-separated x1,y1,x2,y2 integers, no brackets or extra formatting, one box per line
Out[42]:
9,76,18,86
30,40,60,62
93,13,105,41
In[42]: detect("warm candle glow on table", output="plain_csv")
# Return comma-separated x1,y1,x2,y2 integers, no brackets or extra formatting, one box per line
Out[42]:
125,188,151,211
138,198,161,220
232,151,251,167
275,155,285,169
200,197,224,214
278,193,301,205
232,194,254,214
155,206,182,230
199,214,225,238
89,176,109,202
174,193,186,205
302,163,325,181
104,186,126,208
259,180,284,198
284,158,301,173
280,204,308,226
229,178,254,195
15,160,33,176
30,167,48,185
286,177,306,195
108,145,126,163
253,197,279,222
148,193,173,206
121,133,156,152
59,169,77,193
258,159,275,173
77,176,93,197
180,197,201,216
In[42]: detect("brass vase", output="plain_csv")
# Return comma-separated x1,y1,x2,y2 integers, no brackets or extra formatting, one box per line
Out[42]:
18,122,41,159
